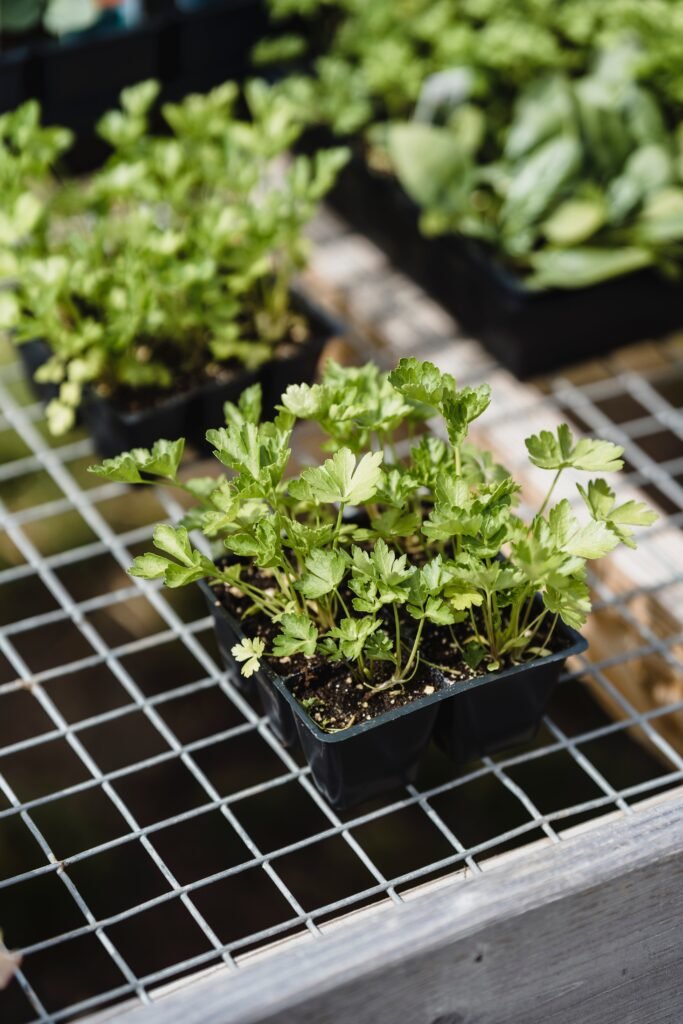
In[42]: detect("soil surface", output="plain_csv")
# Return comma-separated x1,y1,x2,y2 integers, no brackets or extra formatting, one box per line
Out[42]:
210,566,569,731
96,316,311,413
289,661,439,732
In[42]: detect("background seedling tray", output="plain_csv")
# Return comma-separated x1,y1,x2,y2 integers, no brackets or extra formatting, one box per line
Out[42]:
320,149,683,378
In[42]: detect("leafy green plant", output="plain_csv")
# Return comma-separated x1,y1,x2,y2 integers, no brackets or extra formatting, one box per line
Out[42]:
89,357,657,723
383,48,683,287
259,1,683,288
2,79,348,434
259,0,683,135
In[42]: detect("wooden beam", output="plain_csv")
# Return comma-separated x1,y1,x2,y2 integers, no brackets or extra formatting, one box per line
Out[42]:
99,788,683,1024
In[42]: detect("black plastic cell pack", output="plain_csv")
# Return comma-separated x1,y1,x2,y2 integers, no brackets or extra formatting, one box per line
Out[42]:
204,575,588,809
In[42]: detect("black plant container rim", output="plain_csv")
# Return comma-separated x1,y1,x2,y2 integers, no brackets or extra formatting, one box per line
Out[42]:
201,569,588,743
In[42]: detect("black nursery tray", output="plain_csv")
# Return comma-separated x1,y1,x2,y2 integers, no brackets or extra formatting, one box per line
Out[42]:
17,287,342,458
324,149,683,378
202,575,587,809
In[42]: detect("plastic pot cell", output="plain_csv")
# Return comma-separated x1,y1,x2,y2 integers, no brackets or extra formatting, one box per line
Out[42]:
0,46,30,115
38,22,162,173
199,579,298,748
272,669,442,808
432,623,588,763
273,624,586,807
167,0,268,99
202,570,587,807
16,338,61,405
321,147,683,378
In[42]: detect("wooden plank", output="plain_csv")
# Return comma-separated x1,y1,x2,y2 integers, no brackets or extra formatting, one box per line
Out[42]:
94,788,683,1024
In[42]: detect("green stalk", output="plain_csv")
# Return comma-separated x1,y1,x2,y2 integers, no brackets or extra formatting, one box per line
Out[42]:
538,468,563,517
332,503,344,548
400,617,425,681
393,603,402,674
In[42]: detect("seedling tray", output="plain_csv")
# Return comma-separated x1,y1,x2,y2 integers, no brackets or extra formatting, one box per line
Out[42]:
324,149,683,378
17,286,341,458
272,623,586,808
1,275,682,1022
203,570,588,809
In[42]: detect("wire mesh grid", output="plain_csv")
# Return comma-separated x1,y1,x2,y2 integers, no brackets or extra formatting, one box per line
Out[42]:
0,273,682,1023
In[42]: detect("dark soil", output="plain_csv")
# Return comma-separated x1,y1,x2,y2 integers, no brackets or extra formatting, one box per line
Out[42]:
96,316,311,414
421,616,567,684
289,660,439,732
210,567,569,731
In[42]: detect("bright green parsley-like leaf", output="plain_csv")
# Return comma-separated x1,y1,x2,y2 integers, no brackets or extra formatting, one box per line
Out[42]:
441,384,491,448
88,438,185,482
152,524,195,565
388,357,455,409
272,614,318,658
223,382,262,429
129,524,216,588
578,478,658,549
543,574,591,631
88,452,144,484
138,438,185,479
526,424,624,473
547,499,619,560
297,548,347,599
325,616,380,662
300,448,383,506
280,381,324,418
231,637,265,678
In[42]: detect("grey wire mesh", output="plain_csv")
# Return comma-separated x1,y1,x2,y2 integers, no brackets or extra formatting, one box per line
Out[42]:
0,245,682,1023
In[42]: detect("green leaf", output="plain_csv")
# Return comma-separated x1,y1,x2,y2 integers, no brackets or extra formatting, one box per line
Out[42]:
442,384,491,447
363,508,420,540
444,580,485,611
325,616,380,662
0,292,19,329
543,574,591,631
388,357,455,409
577,478,658,548
542,197,606,246
300,448,384,506
153,525,195,566
88,453,145,484
280,382,324,419
297,548,347,599
547,499,619,559
128,553,169,579
501,136,582,234
120,79,161,119
224,383,262,429
526,424,624,472
207,422,261,479
231,637,265,678
141,438,185,480
526,247,654,290
387,122,467,208
45,399,75,437
272,614,318,658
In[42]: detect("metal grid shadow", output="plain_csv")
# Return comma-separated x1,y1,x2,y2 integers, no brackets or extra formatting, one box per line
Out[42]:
0,332,682,1024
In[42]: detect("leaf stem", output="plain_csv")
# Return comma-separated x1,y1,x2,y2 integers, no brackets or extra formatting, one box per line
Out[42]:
538,468,563,517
